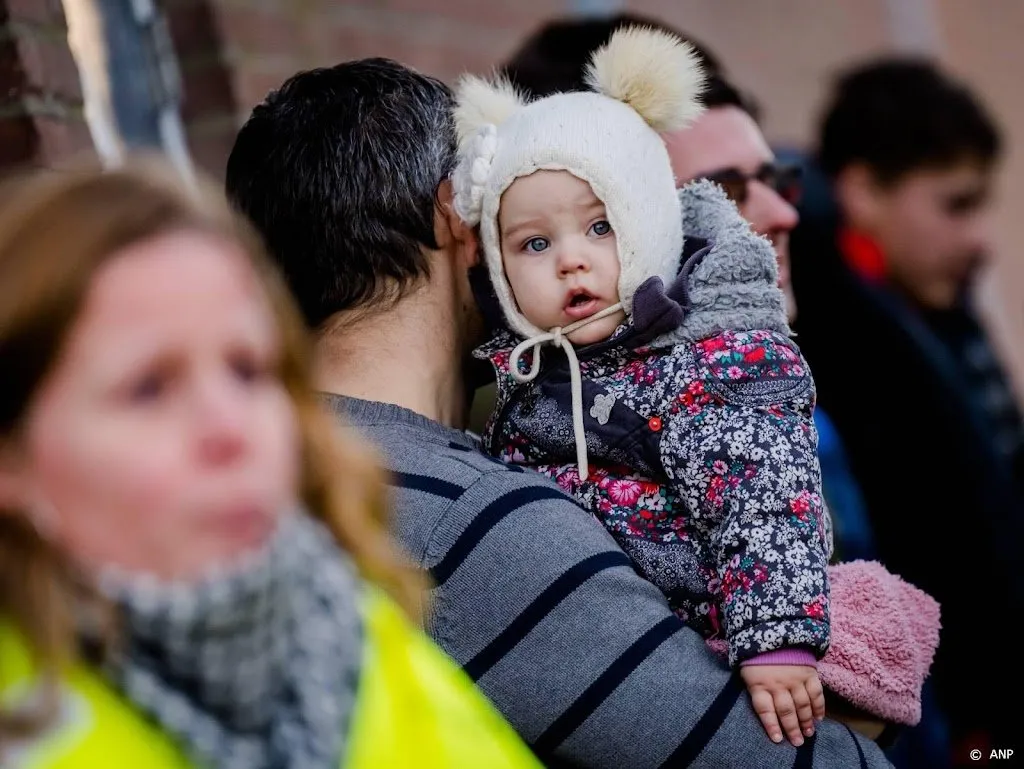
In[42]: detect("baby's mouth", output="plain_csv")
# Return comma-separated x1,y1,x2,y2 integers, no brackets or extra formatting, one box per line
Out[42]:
564,290,600,318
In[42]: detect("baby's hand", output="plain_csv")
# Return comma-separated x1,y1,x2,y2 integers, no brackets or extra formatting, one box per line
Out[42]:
740,664,825,746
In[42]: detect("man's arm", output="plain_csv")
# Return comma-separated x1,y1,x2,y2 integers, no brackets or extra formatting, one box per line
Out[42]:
399,465,891,769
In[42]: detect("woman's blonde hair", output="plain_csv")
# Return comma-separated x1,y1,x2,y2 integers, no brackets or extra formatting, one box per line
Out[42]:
0,157,423,747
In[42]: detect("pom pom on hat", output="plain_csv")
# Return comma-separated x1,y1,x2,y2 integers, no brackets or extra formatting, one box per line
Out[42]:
454,74,525,150
585,26,706,132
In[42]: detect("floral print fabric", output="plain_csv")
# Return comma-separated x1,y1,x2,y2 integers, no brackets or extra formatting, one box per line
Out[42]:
477,328,832,666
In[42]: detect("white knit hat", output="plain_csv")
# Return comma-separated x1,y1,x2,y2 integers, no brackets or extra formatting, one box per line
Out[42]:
452,26,706,339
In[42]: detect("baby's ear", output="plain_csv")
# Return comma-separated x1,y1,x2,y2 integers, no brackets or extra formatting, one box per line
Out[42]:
585,25,706,133
454,74,525,150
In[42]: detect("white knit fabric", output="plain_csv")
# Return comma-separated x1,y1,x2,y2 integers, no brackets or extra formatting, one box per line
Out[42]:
453,90,683,340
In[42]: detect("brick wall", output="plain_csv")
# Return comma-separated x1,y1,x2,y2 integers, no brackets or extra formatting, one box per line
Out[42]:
0,0,94,169
166,0,573,179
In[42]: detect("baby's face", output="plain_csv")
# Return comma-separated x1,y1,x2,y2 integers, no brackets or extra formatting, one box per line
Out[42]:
499,170,625,345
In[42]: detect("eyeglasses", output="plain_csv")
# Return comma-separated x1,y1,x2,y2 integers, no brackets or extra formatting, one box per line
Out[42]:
698,162,803,206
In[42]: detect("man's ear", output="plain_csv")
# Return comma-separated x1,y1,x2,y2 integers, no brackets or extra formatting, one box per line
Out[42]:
435,178,480,268
834,162,887,230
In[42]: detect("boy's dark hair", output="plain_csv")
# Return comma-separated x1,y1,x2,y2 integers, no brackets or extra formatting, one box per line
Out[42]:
817,58,1001,184
225,58,456,328
501,13,760,120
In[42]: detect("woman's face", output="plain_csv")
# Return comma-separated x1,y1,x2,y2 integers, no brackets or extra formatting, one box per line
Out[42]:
6,230,300,581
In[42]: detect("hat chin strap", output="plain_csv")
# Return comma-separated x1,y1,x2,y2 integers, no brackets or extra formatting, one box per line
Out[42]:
508,302,623,481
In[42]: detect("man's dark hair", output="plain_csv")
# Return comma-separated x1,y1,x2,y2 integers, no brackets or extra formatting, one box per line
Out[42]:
501,13,759,119
817,58,1001,184
225,58,456,328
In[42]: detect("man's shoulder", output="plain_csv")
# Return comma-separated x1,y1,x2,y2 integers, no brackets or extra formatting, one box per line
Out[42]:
358,419,556,490
353,419,580,561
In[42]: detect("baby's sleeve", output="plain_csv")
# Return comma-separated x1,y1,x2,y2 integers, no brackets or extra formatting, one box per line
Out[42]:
659,330,831,667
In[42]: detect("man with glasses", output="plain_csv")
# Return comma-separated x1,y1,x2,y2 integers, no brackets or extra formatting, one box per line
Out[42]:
661,81,803,320
657,72,879,567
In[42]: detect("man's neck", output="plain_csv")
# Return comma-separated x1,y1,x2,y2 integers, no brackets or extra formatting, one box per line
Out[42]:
314,292,470,429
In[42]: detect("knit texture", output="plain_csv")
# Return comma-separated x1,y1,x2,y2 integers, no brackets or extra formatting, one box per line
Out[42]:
91,513,363,769
452,27,705,340
740,648,818,668
457,92,682,339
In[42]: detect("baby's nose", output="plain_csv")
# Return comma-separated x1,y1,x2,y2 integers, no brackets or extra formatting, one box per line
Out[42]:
557,248,590,275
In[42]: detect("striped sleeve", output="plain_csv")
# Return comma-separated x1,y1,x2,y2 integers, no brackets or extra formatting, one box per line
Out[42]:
391,462,893,769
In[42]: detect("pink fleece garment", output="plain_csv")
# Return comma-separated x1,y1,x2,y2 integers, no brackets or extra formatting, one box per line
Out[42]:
818,560,941,725
709,560,941,726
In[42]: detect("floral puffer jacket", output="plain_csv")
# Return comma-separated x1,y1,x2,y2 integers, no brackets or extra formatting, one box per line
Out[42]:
473,181,833,666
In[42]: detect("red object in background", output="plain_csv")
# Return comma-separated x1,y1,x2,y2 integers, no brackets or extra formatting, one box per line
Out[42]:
839,228,888,283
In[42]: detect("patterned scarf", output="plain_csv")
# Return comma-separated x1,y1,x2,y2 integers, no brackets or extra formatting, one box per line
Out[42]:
88,513,363,769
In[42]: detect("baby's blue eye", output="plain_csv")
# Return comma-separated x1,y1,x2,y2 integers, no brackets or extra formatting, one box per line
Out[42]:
525,237,550,253
590,220,612,237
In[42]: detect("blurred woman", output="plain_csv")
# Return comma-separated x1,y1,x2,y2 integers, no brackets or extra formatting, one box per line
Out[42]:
0,160,541,769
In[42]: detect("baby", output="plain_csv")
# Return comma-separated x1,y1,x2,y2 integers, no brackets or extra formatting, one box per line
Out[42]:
453,27,830,746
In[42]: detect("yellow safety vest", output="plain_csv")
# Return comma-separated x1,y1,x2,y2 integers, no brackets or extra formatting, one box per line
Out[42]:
0,590,541,769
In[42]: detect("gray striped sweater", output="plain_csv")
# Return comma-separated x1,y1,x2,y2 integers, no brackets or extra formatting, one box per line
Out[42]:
326,395,893,769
